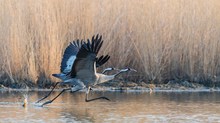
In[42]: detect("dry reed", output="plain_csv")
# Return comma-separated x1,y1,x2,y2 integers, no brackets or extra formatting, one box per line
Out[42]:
0,0,220,88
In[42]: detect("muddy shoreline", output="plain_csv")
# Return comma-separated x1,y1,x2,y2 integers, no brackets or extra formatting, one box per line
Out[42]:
0,80,219,92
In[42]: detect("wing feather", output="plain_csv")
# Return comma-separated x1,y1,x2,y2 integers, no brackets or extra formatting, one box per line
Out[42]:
96,55,110,67
55,35,109,75
60,40,84,73
70,34,103,77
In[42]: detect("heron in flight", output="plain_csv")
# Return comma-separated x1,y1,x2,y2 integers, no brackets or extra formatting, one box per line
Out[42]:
52,38,118,81
36,34,136,106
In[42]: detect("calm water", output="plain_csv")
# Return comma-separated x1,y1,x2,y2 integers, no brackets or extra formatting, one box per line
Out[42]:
0,90,220,123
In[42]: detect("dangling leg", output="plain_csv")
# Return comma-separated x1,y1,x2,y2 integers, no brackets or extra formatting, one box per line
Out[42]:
40,83,84,107
40,88,80,107
85,86,110,102
36,82,60,103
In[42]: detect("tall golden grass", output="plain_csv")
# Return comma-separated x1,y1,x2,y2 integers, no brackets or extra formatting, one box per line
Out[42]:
0,0,220,87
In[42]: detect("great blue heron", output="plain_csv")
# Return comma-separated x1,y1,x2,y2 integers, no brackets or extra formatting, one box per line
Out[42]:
36,34,136,106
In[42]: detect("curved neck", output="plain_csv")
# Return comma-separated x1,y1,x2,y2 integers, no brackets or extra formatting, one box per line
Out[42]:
102,69,107,74
96,74,114,85
96,70,128,85
114,70,126,77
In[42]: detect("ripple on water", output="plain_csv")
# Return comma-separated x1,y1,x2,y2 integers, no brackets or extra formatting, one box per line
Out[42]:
0,91,220,122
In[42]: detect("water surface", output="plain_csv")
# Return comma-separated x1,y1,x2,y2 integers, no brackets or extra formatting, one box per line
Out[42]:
0,90,220,123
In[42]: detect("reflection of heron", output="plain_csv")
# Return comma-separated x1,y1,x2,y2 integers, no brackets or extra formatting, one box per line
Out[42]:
36,34,136,106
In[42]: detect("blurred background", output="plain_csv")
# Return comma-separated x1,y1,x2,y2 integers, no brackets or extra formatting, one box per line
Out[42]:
0,0,220,88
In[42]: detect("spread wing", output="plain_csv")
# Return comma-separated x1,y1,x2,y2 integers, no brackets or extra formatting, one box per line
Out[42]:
96,55,110,67
70,34,103,77
60,39,110,74
60,39,84,74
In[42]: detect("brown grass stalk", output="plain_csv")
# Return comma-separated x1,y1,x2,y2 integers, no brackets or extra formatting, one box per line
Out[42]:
0,0,220,88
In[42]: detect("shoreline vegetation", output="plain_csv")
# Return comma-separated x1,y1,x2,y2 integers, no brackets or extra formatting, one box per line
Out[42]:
0,80,219,92
1,1,220,89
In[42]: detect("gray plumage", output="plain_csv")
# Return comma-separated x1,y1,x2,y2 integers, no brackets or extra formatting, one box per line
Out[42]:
35,34,137,106
53,37,110,80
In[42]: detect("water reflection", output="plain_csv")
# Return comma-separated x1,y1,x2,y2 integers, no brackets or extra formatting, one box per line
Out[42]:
0,90,220,122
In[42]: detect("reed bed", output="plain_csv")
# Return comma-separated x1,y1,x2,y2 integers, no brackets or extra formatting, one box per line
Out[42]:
0,0,220,88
